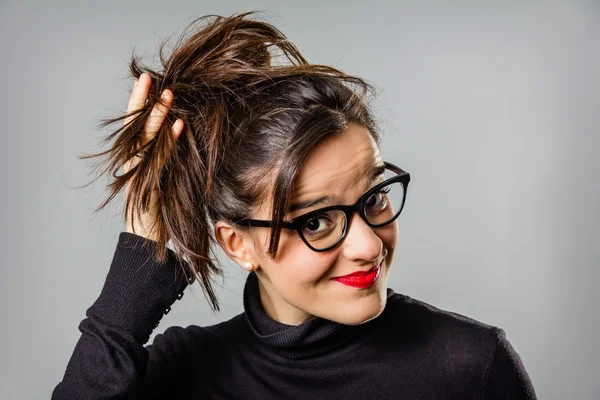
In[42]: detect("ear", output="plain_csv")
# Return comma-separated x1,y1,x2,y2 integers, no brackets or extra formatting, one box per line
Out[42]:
214,220,258,269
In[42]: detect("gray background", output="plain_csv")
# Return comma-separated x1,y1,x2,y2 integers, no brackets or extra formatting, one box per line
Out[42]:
1,1,598,399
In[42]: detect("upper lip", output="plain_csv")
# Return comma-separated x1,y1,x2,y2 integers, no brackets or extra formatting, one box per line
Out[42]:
332,260,383,279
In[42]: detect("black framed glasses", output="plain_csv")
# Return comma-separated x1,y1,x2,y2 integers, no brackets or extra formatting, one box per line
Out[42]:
233,161,410,252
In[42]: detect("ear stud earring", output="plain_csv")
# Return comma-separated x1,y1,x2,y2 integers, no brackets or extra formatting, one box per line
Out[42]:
243,262,255,271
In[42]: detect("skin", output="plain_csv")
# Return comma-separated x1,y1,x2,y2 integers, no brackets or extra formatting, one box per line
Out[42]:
216,123,398,326
125,73,398,326
124,73,183,240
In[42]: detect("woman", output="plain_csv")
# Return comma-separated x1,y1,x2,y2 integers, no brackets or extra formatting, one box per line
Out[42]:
53,11,537,399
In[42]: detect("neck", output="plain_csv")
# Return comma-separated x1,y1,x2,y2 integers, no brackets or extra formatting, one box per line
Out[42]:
242,271,397,360
256,272,315,326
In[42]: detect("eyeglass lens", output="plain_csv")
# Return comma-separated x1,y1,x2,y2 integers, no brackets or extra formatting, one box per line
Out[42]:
300,169,406,250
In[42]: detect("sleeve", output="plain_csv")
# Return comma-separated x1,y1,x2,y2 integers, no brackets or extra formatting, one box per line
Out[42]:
481,328,538,400
51,232,191,399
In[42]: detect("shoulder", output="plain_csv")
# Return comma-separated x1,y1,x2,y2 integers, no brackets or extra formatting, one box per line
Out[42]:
482,327,537,398
380,292,537,397
140,314,249,390
148,312,248,355
384,291,500,337
381,291,501,371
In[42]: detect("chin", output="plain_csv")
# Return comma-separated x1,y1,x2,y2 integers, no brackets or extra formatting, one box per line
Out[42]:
331,289,388,325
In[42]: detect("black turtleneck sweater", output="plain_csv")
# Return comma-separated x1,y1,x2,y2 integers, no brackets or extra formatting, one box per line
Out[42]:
52,232,537,399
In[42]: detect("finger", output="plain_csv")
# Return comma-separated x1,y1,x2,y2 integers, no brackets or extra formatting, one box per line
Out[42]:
125,72,150,126
143,89,172,142
125,117,182,175
171,118,183,140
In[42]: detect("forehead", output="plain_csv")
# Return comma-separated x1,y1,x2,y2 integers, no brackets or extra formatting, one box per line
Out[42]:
292,123,382,197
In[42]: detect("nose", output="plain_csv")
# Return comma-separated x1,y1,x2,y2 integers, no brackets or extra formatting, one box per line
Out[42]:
341,211,383,262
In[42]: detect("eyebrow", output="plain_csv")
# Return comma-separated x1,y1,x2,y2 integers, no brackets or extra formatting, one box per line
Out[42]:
289,164,386,213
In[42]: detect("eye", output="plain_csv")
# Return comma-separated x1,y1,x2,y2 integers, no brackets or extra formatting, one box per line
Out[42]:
301,215,335,238
365,186,390,209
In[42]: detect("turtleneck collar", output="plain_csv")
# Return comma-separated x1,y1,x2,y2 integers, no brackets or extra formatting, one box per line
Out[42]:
242,271,397,360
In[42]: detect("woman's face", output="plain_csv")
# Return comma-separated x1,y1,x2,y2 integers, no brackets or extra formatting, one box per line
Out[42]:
246,122,398,326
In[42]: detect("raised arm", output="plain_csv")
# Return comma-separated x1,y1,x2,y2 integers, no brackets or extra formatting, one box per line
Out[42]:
51,232,190,399
53,71,191,398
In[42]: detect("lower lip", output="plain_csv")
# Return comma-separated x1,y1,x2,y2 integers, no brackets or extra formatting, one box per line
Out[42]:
332,262,382,289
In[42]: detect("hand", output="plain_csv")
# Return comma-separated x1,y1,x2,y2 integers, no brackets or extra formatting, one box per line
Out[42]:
123,72,184,241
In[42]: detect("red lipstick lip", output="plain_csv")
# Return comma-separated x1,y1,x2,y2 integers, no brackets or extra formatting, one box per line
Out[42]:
331,261,382,289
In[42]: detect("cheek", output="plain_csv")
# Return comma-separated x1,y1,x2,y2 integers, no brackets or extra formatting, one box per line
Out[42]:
257,231,335,288
275,236,335,284
380,221,398,258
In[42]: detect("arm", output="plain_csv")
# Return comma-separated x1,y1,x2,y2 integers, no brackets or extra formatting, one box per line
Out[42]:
481,328,538,400
52,232,190,399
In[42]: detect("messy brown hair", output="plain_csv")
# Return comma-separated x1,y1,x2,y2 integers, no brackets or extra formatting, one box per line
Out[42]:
80,10,381,311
